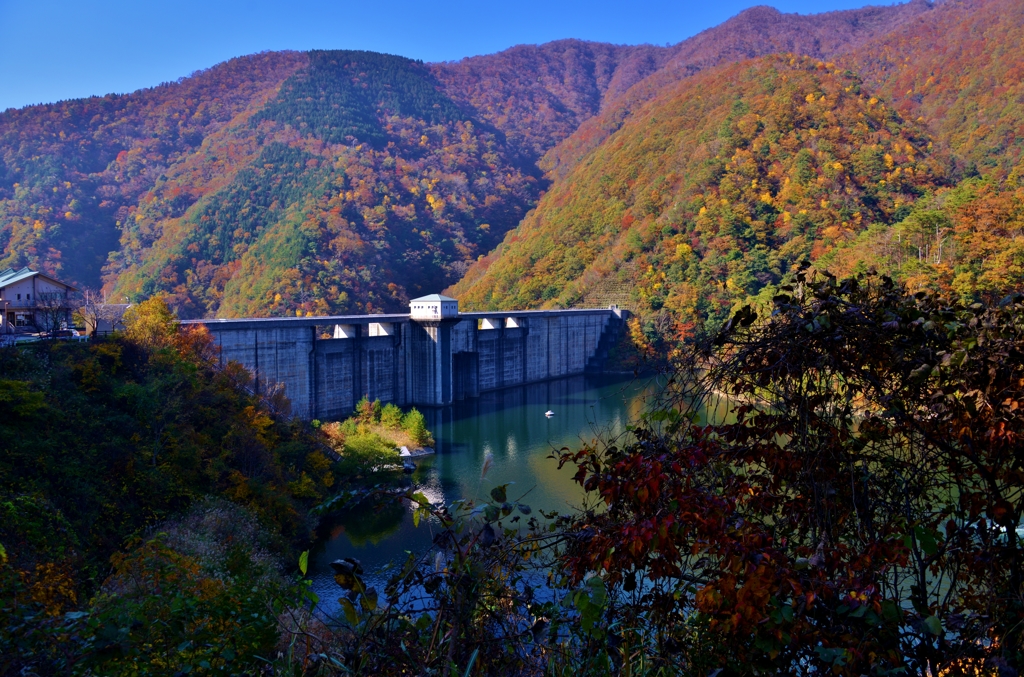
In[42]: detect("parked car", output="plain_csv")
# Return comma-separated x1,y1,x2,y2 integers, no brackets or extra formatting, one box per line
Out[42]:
39,329,74,339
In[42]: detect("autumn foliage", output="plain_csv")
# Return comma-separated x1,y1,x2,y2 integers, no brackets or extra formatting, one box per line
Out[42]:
453,55,945,327
0,0,948,323
1,43,686,319
0,52,307,288
558,272,1024,673
454,0,1024,363
0,298,336,672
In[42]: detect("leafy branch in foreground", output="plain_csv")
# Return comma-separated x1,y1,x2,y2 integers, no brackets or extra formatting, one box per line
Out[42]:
10,279,1024,675
279,484,582,676
558,270,1024,674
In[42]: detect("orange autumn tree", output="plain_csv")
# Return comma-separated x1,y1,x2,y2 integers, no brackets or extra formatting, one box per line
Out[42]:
559,270,1024,674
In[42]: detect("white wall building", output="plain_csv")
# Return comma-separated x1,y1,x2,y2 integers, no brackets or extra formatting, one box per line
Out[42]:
0,267,78,334
409,294,459,320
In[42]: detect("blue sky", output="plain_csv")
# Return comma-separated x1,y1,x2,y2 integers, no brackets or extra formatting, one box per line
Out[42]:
0,0,903,111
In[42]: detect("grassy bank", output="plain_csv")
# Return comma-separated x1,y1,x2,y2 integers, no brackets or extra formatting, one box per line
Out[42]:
317,397,434,454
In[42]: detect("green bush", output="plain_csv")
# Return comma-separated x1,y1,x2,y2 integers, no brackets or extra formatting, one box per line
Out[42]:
337,433,400,478
339,418,360,436
355,396,382,424
70,502,290,676
401,408,433,447
380,402,403,429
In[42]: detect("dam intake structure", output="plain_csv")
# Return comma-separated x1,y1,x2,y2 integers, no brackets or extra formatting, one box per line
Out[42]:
180,295,629,420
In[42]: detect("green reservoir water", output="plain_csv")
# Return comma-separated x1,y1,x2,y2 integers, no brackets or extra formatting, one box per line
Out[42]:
309,373,661,609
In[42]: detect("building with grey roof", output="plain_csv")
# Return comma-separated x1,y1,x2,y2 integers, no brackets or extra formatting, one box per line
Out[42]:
0,267,78,334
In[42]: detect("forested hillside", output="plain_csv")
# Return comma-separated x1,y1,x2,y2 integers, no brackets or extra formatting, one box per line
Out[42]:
3,0,1022,323
853,0,1024,173
451,55,947,338
432,40,674,161
106,50,541,317
0,43,680,317
0,2,933,319
835,0,1024,296
0,52,306,288
538,0,933,180
453,0,1024,353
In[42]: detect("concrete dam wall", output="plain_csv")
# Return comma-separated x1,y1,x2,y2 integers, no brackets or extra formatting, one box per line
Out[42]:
180,300,627,420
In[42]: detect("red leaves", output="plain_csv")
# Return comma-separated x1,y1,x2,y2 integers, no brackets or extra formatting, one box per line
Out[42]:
557,280,1024,672
560,429,743,591
991,499,1014,527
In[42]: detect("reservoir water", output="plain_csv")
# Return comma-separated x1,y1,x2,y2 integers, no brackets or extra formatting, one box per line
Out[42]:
309,372,660,610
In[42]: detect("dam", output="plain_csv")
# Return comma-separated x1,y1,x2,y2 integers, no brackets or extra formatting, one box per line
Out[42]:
180,295,628,420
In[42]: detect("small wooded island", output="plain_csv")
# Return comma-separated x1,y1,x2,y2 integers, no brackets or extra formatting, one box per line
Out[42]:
315,397,435,473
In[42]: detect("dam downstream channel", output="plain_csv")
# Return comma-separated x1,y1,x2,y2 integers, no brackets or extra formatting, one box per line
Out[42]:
309,372,661,614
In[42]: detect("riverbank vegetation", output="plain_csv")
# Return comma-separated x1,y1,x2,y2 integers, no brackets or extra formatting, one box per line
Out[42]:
555,271,1024,673
0,298,390,674
310,398,434,486
262,272,1024,675
318,397,434,453
6,279,1024,674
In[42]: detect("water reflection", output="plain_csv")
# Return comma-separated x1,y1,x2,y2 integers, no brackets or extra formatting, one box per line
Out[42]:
309,373,661,612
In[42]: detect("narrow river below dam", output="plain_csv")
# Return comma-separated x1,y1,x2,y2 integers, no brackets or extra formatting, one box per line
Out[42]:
309,372,663,613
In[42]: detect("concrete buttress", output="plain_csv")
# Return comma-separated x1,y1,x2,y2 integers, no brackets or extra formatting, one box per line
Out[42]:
181,300,628,420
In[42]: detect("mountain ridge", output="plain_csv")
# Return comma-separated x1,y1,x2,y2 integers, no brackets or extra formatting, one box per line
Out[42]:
5,0,1018,326
452,0,1024,354
539,0,935,180
450,53,947,325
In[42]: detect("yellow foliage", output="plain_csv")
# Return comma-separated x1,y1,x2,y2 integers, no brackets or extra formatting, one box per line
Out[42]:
307,450,332,474
22,562,78,617
937,659,997,676
288,472,320,499
627,316,654,358
123,296,177,349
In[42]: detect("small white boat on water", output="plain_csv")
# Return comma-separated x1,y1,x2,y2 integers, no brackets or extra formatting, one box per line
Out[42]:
545,410,555,418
